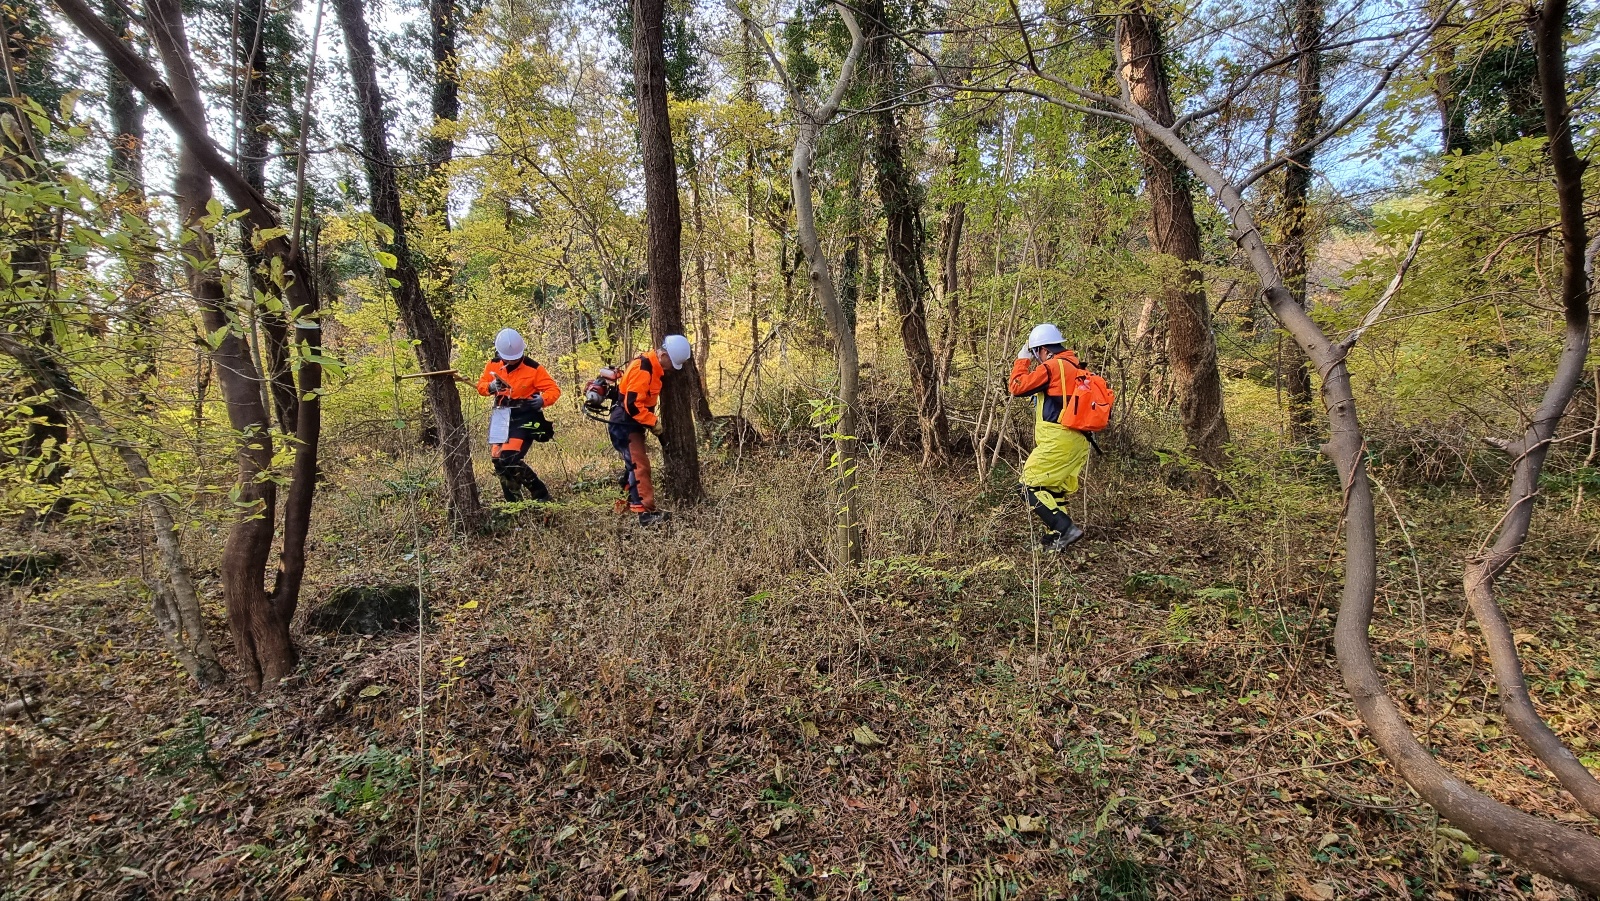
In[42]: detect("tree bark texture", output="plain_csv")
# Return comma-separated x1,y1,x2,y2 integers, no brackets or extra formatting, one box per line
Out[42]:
333,0,485,528
863,0,953,465
1458,0,1600,818
1119,7,1232,478
1277,0,1323,441
426,0,459,174
147,0,297,688
632,0,705,502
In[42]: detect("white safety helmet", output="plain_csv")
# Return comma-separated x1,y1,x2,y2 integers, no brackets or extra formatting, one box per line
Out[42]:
661,334,692,370
1025,323,1065,350
495,327,525,360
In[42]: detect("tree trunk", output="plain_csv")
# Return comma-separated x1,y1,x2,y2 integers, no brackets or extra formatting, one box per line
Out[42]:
1,5,72,524
425,0,459,174
1277,0,1323,441
743,2,866,563
147,0,295,689
103,0,159,410
333,0,485,529
863,0,952,465
631,0,704,502
60,0,323,691
236,0,297,435
686,146,716,422
1119,6,1232,481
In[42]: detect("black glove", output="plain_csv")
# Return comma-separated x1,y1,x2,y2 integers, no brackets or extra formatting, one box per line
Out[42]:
514,395,545,413
489,375,510,395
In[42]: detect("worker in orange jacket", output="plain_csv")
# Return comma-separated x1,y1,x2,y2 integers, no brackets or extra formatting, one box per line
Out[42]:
1009,323,1092,551
476,328,561,502
608,334,692,526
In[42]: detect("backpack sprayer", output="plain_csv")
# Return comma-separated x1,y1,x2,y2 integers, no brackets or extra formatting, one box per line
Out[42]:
580,367,619,424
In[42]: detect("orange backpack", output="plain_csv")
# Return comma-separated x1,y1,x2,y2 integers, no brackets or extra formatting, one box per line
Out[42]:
1052,357,1115,433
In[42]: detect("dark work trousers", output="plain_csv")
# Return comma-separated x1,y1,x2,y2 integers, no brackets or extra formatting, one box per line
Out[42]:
607,417,655,512
491,407,551,502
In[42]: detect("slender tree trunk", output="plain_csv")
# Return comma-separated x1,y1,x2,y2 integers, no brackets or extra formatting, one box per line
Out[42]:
419,0,459,446
103,0,160,409
148,0,295,688
0,334,226,684
743,2,866,563
1120,6,1231,481
1277,0,1323,441
235,0,296,434
333,0,485,528
632,0,704,502
685,140,716,422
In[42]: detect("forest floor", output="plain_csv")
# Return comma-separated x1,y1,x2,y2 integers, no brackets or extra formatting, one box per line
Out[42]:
3,429,1599,901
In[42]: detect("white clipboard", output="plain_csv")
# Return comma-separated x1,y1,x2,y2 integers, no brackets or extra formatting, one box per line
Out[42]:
488,407,511,445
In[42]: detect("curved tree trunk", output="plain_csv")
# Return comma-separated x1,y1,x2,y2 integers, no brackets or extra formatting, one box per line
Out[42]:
1095,33,1600,894
1460,0,1600,818
60,0,323,691
1119,7,1231,482
632,0,704,502
333,0,485,529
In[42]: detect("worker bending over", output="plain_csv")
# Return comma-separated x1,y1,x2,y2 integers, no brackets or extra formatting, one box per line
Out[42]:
609,334,692,526
477,328,560,502
1009,323,1093,551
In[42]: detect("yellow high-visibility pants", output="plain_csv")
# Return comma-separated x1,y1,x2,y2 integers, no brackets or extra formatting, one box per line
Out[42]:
1022,420,1090,496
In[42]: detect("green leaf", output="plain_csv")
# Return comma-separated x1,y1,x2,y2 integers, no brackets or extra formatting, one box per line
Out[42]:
374,251,399,270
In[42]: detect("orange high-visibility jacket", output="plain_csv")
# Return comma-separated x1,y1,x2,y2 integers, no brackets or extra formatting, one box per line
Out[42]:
477,356,562,407
1008,349,1083,425
617,350,665,427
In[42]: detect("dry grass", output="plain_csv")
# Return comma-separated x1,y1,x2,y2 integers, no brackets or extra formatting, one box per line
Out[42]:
2,432,1598,900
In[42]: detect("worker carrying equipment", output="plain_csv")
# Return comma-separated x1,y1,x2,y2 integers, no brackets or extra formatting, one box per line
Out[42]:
606,335,691,526
477,328,562,503
1009,323,1115,551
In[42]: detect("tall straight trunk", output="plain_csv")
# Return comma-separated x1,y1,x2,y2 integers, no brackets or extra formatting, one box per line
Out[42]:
147,0,296,687
632,0,704,502
1277,0,1323,440
685,142,716,422
236,0,296,434
1119,6,1231,479
104,0,160,407
1,5,72,524
425,0,458,174
937,161,966,379
333,0,484,528
864,0,952,464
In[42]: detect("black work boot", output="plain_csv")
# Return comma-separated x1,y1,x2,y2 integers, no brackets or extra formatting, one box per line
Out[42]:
638,511,670,527
1041,520,1085,552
